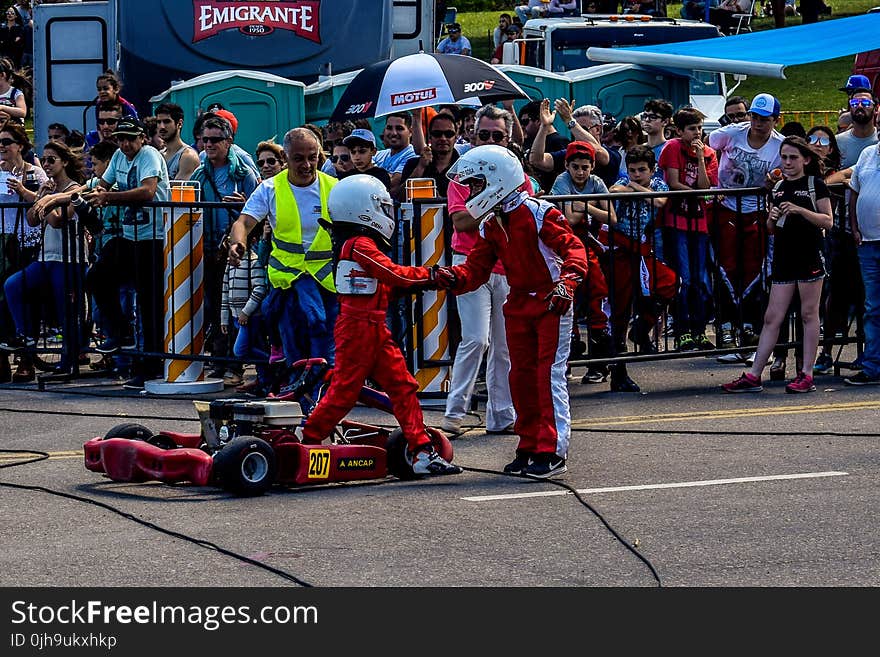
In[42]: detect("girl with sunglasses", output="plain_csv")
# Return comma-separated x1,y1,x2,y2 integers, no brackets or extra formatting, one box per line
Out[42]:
722,136,833,394
330,144,354,177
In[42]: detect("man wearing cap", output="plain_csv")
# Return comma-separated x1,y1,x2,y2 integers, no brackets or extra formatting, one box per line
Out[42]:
338,128,391,190
845,116,880,386
227,127,338,369
831,80,876,373
708,92,784,352
435,22,471,56
84,116,171,389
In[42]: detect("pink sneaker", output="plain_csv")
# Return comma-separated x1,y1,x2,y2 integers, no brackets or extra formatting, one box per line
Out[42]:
721,372,763,393
269,345,285,364
785,371,816,393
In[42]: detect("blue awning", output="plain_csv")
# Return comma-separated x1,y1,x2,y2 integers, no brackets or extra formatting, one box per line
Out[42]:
587,14,880,78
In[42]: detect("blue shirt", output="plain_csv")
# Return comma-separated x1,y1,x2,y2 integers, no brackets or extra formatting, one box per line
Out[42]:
102,145,170,241
612,175,669,240
436,35,472,55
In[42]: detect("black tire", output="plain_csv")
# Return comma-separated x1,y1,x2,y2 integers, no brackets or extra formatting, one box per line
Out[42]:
103,422,153,441
213,436,277,496
386,429,416,480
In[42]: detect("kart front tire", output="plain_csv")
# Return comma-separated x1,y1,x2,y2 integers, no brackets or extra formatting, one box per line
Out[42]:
386,429,417,480
213,436,277,496
103,422,153,441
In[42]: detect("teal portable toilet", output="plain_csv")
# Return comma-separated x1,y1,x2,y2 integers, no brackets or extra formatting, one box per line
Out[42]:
304,70,361,127
150,70,306,158
495,64,572,134
565,64,689,121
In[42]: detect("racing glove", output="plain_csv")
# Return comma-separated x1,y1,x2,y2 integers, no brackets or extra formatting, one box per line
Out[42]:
431,265,458,290
544,274,581,315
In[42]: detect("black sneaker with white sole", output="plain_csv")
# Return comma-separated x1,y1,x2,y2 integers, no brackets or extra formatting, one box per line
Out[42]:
844,371,880,386
523,453,567,478
502,451,533,475
407,446,462,476
0,335,36,352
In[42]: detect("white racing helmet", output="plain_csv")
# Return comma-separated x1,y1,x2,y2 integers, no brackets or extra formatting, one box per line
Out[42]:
446,144,524,219
327,174,396,241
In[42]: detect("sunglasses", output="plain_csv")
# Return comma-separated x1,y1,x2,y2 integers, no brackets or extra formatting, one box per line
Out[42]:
202,135,227,144
519,116,531,124
256,157,278,167
115,134,140,142
42,155,58,165
808,135,831,147
726,111,748,120
330,154,351,163
850,98,874,108
97,118,119,125
430,130,456,138
0,137,17,146
641,113,662,121
477,129,506,143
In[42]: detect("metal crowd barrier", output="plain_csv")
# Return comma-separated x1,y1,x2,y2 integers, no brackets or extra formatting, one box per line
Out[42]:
0,186,863,389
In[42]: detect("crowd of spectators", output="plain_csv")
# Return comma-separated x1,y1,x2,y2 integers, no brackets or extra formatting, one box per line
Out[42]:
0,3,875,417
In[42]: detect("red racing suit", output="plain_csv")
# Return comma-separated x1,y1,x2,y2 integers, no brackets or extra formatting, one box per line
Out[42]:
449,193,588,459
301,235,433,452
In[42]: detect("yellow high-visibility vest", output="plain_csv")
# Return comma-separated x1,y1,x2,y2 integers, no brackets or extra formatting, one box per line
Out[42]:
268,169,337,292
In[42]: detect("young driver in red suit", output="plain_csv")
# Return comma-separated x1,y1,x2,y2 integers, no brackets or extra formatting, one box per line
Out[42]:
433,145,588,478
300,174,461,477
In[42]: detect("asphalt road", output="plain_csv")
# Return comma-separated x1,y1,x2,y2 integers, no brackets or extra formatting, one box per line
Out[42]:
2,350,879,589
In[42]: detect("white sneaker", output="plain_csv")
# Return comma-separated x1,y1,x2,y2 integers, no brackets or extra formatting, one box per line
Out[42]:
441,415,462,435
407,447,462,476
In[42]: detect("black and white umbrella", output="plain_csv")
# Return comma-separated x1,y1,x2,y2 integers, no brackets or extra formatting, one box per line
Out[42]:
329,52,528,123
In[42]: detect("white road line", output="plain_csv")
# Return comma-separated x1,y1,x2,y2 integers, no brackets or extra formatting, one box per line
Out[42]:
461,471,849,502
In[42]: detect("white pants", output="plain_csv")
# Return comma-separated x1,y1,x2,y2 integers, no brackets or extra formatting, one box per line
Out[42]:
445,255,516,431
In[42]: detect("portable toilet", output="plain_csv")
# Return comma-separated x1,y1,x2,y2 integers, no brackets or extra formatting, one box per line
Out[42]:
565,64,689,122
150,70,306,157
304,70,362,127
495,64,572,134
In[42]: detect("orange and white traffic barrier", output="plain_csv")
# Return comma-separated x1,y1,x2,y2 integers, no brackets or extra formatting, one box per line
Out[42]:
145,181,222,394
400,179,450,402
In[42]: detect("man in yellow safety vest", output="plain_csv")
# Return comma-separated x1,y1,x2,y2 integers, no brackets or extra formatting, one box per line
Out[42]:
228,127,338,366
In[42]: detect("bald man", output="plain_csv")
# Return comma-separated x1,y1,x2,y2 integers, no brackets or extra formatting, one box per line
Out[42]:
229,128,339,371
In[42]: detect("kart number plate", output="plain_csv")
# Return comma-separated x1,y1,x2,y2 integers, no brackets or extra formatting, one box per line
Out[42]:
307,448,331,479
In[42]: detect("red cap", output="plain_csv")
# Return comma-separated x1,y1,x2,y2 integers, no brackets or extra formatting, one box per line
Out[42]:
213,109,238,135
564,140,595,162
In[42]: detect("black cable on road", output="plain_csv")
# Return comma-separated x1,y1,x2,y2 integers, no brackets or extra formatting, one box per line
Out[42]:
459,464,663,587
0,449,313,587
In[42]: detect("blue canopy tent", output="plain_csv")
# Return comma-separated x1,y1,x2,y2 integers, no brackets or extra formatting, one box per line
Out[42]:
586,13,880,78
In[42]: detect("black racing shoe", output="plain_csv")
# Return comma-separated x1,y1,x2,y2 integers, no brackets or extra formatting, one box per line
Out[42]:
0,335,36,352
523,453,567,479
502,451,533,475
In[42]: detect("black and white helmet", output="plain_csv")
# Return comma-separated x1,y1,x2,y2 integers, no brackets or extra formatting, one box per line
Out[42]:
327,174,395,241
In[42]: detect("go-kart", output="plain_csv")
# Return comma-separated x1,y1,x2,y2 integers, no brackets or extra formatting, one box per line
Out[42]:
83,358,454,496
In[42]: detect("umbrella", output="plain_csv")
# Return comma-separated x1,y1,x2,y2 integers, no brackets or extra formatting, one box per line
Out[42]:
328,52,529,123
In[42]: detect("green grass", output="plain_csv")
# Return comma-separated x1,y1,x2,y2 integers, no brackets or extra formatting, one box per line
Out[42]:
458,1,878,116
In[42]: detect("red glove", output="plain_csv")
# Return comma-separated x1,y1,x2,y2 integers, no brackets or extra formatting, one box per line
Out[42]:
544,274,581,315
431,265,457,290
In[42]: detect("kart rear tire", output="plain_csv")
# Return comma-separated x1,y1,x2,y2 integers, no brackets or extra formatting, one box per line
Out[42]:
213,436,277,496
103,422,153,441
386,429,417,480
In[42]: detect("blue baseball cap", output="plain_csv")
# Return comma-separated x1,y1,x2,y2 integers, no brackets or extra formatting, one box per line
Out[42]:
748,93,781,117
840,74,872,94
342,128,376,147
